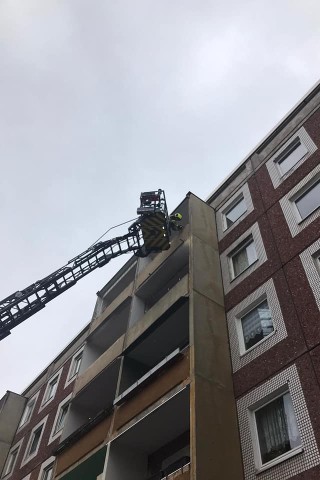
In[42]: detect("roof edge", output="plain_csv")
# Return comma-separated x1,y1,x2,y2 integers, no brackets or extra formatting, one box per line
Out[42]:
206,78,320,204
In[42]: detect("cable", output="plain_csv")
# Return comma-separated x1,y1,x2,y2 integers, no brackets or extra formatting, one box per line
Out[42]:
89,217,139,247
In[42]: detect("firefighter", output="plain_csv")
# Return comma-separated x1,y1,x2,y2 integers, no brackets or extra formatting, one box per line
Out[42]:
169,213,183,231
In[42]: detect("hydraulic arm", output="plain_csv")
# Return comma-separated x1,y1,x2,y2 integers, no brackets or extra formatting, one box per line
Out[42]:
0,190,173,341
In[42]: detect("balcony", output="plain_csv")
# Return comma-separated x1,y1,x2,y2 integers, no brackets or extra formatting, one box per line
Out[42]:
96,258,136,317
105,387,190,480
136,196,190,278
61,356,121,441
135,241,189,313
118,299,189,403
81,299,130,373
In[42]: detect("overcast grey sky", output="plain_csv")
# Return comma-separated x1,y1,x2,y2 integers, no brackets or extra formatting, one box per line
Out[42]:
1,0,320,398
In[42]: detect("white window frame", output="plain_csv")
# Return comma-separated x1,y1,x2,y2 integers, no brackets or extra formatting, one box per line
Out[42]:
21,416,48,467
222,194,247,231
228,236,258,280
291,176,320,223
39,369,62,410
220,222,267,294
216,183,254,240
237,364,320,479
280,163,320,238
300,238,320,312
250,388,302,472
227,278,287,372
275,137,308,176
266,126,317,188
2,438,24,479
37,456,55,480
18,391,40,430
48,393,72,444
65,346,84,387
237,296,274,354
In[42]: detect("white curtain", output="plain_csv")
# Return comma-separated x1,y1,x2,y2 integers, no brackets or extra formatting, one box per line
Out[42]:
255,393,300,464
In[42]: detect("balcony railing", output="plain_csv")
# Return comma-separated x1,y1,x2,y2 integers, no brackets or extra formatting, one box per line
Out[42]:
147,458,190,480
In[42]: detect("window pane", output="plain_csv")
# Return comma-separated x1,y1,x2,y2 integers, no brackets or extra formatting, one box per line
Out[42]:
277,139,308,175
5,449,18,475
233,248,249,277
70,353,83,378
246,241,258,265
231,240,257,278
225,197,247,228
20,399,35,426
295,180,320,220
255,393,301,465
55,404,69,433
29,426,42,455
241,300,273,350
42,466,53,480
44,377,58,403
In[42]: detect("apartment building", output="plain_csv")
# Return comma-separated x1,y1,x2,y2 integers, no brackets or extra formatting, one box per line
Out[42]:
207,82,320,479
0,326,89,480
1,81,320,480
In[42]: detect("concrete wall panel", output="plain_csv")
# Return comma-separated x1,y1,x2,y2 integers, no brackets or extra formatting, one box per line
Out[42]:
90,283,133,334
189,196,244,480
55,417,111,476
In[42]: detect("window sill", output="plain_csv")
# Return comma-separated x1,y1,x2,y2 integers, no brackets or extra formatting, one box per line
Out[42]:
256,446,303,474
240,330,276,357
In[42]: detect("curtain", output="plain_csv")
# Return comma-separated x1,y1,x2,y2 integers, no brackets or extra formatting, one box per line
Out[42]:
255,394,293,464
241,300,273,350
233,248,249,276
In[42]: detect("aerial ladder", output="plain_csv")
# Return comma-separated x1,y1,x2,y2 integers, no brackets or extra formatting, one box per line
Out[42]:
0,190,181,341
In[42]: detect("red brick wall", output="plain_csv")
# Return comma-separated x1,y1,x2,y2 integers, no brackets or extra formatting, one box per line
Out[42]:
217,107,320,476
9,356,77,480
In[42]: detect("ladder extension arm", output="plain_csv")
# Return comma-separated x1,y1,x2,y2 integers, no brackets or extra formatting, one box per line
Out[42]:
0,229,143,340
0,189,172,341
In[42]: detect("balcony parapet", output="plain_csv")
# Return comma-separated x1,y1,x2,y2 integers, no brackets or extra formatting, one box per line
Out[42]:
73,335,124,397
112,349,190,433
125,274,189,350
90,281,134,334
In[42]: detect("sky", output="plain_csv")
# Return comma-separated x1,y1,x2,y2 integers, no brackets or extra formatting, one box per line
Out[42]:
0,0,320,398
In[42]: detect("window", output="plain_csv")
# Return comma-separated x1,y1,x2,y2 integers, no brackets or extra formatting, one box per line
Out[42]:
54,402,69,435
3,447,19,476
48,394,72,444
21,417,47,467
28,425,43,456
38,457,55,480
241,300,274,351
65,347,85,387
254,392,301,466
42,375,59,405
217,183,254,240
223,195,247,230
229,237,258,279
41,465,53,480
275,137,308,176
69,351,83,380
295,179,320,221
19,397,36,428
